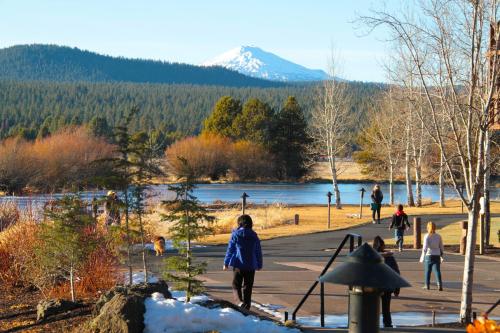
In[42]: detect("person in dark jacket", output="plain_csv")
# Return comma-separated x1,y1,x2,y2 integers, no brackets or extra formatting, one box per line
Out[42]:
389,204,411,252
373,236,400,328
371,185,384,224
223,215,263,310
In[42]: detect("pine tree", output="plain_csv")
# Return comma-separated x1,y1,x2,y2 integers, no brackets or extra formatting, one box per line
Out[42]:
202,96,242,138
161,162,214,302
129,131,164,283
88,116,112,141
271,96,310,179
232,98,274,145
37,195,96,302
93,107,139,285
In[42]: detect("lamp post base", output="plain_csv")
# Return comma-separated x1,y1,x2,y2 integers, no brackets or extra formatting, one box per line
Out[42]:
348,288,380,333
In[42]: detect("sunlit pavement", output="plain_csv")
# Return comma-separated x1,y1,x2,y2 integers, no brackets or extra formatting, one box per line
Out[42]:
197,214,500,327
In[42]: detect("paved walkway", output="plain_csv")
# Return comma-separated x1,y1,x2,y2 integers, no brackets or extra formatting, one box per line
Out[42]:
193,213,500,328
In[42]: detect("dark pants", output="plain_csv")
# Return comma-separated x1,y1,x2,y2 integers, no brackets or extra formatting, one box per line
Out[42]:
372,204,381,223
381,292,393,327
424,255,442,287
232,268,255,309
395,229,405,250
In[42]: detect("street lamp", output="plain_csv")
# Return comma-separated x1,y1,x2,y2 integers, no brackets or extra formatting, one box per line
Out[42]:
359,188,366,219
327,191,332,229
319,243,411,333
241,192,249,215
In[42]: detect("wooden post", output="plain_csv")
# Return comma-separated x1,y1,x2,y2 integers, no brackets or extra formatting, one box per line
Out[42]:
294,214,299,225
460,221,468,255
413,217,422,249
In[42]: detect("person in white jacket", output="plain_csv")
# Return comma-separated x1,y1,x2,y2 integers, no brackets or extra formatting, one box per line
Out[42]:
420,221,444,291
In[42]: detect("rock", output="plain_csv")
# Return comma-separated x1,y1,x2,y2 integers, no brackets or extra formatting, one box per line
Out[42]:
94,280,171,314
36,299,80,322
90,294,145,333
130,280,171,299
90,280,172,332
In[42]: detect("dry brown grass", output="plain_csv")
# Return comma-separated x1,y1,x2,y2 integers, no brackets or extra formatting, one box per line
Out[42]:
385,216,500,247
307,160,369,181
143,200,500,245
202,200,500,245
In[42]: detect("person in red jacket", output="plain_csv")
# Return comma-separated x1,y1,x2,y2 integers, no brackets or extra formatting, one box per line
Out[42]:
389,204,411,252
223,215,263,310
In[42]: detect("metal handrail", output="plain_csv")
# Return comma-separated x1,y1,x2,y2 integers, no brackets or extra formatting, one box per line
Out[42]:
287,233,362,327
485,299,500,316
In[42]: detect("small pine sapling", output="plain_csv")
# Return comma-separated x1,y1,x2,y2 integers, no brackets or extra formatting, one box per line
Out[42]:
37,195,96,302
161,161,214,302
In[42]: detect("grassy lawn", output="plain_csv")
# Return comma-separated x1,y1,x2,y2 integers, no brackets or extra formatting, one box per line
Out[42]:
145,200,500,245
384,214,500,248
198,200,500,245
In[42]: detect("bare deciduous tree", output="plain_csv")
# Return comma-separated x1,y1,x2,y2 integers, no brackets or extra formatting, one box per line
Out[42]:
361,88,404,205
309,55,351,209
360,0,500,322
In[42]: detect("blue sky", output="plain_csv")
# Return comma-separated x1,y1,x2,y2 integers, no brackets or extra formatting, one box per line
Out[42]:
0,0,397,82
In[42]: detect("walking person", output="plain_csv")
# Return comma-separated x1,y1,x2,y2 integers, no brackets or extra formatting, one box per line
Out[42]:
371,185,384,224
420,221,444,291
104,191,121,226
223,215,263,310
373,236,400,328
389,204,411,252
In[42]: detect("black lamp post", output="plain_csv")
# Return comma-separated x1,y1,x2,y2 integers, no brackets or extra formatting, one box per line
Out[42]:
327,191,333,229
319,243,411,333
241,192,249,215
359,188,366,219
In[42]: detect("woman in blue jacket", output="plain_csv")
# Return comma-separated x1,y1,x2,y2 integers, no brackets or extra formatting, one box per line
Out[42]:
223,215,263,310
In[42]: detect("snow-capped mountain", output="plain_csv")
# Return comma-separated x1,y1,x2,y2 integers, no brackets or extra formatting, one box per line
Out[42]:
202,46,329,82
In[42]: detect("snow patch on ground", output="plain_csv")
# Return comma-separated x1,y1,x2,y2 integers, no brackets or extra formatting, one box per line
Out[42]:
129,271,159,285
251,302,286,319
297,312,475,328
169,289,211,303
144,292,300,333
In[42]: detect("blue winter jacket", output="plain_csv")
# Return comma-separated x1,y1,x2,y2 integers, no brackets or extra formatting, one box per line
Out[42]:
224,227,263,271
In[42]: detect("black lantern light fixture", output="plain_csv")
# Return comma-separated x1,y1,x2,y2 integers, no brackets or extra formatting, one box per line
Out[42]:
319,243,411,333
327,191,333,229
359,188,366,219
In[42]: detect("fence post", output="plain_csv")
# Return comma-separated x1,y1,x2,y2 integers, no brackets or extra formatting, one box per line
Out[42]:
413,217,422,249
460,221,468,255
294,214,299,225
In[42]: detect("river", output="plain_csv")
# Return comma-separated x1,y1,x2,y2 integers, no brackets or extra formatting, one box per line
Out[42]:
1,182,499,208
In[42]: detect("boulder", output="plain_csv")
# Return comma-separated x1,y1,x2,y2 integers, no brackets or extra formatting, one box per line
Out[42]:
36,299,80,322
90,280,172,333
94,280,171,314
90,294,145,333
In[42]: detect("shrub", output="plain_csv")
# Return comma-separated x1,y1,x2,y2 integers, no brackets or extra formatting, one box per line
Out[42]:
0,216,41,288
0,201,20,232
30,126,115,192
0,137,34,194
165,133,231,180
0,126,115,193
229,140,274,181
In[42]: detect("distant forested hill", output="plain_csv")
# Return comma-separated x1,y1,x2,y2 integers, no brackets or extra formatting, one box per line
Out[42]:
0,80,384,139
0,44,283,87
